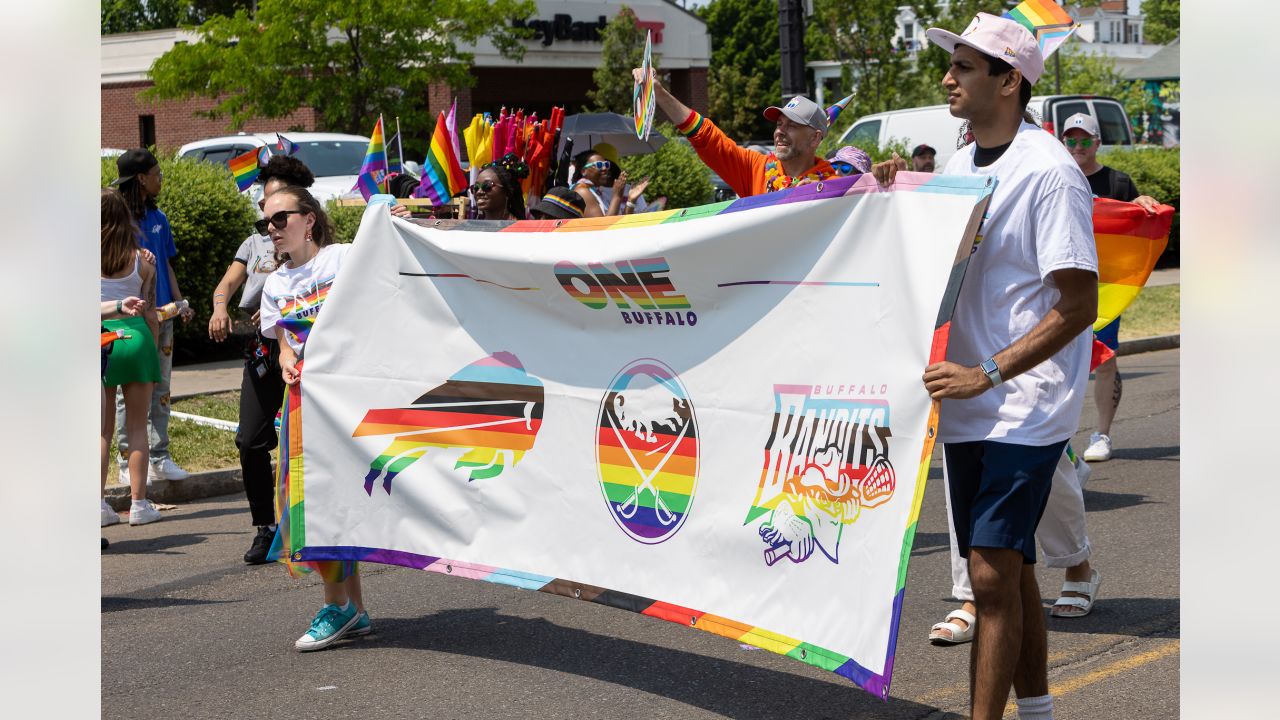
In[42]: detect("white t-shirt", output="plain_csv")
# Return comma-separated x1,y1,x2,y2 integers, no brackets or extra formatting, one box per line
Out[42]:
234,233,278,310
937,121,1098,446
259,243,351,354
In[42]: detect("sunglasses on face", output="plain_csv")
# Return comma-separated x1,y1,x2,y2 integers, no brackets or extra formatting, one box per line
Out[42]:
832,161,856,176
584,160,611,170
255,209,303,235
470,180,498,194
1064,137,1095,149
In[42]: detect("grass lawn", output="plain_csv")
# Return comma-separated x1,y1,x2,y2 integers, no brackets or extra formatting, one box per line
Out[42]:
106,390,248,483
1117,284,1179,340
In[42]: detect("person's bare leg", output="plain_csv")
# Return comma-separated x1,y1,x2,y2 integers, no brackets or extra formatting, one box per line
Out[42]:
1012,564,1050,699
123,382,153,501
969,546,1026,720
322,578,349,608
345,574,365,613
102,385,116,497
1093,358,1121,437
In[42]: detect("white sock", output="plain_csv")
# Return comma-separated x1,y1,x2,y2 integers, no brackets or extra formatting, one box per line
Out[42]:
1016,694,1054,720
131,499,149,508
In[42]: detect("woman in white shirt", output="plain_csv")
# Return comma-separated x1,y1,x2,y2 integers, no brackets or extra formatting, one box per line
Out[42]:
257,185,369,652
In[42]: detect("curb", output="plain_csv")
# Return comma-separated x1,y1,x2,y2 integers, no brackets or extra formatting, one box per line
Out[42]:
108,334,1181,512
1117,334,1179,356
105,466,265,512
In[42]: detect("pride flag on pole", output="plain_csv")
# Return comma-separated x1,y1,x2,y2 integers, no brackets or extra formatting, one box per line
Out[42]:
228,146,269,191
353,116,389,200
275,133,300,156
415,101,467,204
1003,0,1078,58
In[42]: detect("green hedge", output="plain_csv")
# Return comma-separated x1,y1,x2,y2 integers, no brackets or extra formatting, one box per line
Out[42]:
326,201,365,244
619,125,715,209
102,154,257,359
1102,147,1180,262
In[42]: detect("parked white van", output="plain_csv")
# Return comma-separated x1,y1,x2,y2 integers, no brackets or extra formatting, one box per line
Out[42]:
835,95,1134,168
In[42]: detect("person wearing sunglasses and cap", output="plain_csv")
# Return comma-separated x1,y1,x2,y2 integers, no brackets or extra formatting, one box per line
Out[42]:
1060,111,1157,467
829,145,872,176
872,11,1099,720
111,148,194,487
632,68,835,198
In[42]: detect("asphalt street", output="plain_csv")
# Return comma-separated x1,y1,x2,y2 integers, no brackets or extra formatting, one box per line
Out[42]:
102,349,1180,720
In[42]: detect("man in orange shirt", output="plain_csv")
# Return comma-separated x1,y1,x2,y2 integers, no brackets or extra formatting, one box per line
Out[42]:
634,68,835,197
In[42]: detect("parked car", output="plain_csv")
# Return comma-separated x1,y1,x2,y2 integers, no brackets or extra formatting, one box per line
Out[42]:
176,132,373,206
836,95,1135,169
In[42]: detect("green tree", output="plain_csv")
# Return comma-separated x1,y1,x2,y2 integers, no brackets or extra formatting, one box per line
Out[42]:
147,0,536,135
101,0,252,34
1140,0,1179,44
588,6,650,114
1054,45,1147,127
698,0,780,140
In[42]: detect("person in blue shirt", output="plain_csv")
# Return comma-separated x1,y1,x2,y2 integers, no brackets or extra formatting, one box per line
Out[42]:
111,149,195,483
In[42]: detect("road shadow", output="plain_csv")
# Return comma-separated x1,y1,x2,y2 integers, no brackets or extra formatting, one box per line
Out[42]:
341,607,958,719
1042,597,1180,639
911,532,950,558
165,506,252,523
102,531,239,555
101,596,239,613
1109,445,1180,462
1082,489,1157,513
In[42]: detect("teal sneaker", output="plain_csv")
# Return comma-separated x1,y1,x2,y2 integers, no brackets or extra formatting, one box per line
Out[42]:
294,602,359,652
347,611,373,638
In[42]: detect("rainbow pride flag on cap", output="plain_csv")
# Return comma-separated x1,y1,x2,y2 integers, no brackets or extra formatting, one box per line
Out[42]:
1003,0,1078,58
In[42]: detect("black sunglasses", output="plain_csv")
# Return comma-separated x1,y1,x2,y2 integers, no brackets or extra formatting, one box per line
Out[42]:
470,180,497,194
255,209,303,235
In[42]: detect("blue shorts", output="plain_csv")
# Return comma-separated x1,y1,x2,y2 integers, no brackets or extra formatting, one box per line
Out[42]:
944,439,1067,564
1095,317,1120,351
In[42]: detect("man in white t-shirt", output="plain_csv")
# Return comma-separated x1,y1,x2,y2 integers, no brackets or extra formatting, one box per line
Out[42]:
874,12,1097,720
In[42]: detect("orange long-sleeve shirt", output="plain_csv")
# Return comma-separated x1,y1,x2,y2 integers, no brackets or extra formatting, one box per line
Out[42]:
677,111,835,198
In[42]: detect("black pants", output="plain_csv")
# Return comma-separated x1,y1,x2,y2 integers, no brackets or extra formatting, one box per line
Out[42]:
236,335,284,526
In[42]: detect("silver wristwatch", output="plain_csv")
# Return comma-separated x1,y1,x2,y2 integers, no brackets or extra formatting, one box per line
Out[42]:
980,358,1003,387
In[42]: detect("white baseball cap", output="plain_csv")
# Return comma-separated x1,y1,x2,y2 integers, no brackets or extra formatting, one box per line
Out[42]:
926,12,1045,85
1061,112,1100,137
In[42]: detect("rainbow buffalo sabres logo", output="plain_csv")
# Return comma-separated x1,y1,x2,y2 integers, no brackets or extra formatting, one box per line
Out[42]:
745,385,896,566
352,352,544,495
595,359,699,544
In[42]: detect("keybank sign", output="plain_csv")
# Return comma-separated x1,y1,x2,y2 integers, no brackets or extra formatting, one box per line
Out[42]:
512,14,608,46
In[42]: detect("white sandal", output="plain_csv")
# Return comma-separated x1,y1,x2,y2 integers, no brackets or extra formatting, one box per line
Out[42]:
929,609,976,645
1051,569,1102,618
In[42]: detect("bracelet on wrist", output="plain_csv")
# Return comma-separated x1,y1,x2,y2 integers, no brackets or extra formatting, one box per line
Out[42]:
116,299,122,313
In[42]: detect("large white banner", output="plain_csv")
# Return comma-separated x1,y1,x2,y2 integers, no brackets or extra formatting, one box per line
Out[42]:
281,172,990,696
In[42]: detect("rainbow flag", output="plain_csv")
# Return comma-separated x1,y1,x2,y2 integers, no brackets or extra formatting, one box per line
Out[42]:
416,102,467,205
633,30,656,141
1093,198,1174,331
353,116,388,198
228,146,263,191
1004,0,1078,57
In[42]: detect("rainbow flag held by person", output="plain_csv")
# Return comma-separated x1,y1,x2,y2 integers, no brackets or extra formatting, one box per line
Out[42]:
415,102,467,205
276,133,300,156
1003,0,1078,58
228,147,264,191
633,30,656,141
1092,198,1174,331
352,116,388,198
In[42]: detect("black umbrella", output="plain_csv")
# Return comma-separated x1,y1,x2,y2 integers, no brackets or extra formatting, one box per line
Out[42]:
556,112,669,159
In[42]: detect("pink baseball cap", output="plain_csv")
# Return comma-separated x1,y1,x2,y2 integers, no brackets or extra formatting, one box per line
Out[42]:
926,12,1044,85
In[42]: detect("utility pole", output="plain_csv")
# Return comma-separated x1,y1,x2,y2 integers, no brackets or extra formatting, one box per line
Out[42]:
778,0,807,100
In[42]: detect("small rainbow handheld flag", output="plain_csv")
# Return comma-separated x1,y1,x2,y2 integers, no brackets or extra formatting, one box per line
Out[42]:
275,133,300,156
415,101,467,205
352,116,388,200
1003,0,1078,58
633,30,656,141
228,146,267,191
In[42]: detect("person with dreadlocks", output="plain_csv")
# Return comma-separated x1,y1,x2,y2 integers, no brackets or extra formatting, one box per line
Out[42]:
111,149,194,486
473,153,528,220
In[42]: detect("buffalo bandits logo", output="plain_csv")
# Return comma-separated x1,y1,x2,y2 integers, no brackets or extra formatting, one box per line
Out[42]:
352,352,544,495
744,385,896,565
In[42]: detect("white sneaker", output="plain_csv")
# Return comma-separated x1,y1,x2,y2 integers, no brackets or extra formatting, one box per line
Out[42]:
151,457,191,481
116,461,152,486
1075,457,1092,488
1083,432,1113,462
101,499,120,527
129,499,163,525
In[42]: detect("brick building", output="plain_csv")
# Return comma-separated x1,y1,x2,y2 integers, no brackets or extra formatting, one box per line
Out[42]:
101,0,710,151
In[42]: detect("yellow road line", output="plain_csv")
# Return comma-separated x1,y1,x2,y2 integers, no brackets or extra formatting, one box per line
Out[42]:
1002,640,1180,717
